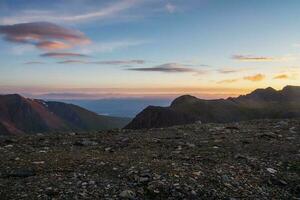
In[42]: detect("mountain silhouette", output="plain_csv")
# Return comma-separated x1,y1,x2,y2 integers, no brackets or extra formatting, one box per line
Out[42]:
0,94,130,135
125,86,300,129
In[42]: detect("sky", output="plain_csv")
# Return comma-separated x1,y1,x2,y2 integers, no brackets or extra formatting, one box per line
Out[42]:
0,0,299,99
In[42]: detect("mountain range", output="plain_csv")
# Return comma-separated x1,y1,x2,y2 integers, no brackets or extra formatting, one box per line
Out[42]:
0,94,130,135
1,86,299,134
125,85,300,129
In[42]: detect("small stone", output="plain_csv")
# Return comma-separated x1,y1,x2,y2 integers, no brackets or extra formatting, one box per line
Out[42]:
5,169,36,178
139,177,150,183
105,147,112,152
32,161,45,165
69,132,76,136
266,168,277,174
289,127,297,134
119,190,135,199
225,126,239,130
257,132,277,139
74,140,98,146
277,121,288,126
186,143,196,148
82,182,88,186
176,146,182,150
89,180,96,185
192,171,202,176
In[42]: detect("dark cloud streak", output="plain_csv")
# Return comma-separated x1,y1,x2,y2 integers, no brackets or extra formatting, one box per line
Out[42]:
126,63,202,73
41,52,89,58
24,61,45,65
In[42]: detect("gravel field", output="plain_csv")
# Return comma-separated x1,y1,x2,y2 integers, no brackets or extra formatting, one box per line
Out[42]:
0,119,299,199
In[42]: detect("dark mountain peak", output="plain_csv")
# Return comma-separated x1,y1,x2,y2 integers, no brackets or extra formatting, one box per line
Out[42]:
251,87,276,95
282,85,300,92
281,85,300,99
171,95,199,107
0,93,25,101
125,105,196,129
283,85,300,89
237,87,278,101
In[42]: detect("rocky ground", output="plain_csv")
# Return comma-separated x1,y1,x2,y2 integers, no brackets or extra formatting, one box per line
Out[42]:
0,119,299,199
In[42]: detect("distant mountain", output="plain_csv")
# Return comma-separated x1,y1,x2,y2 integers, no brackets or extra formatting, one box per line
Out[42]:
0,94,130,135
125,86,300,129
58,98,171,118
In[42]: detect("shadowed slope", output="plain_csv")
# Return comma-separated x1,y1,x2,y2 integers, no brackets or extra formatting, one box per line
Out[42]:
0,94,130,135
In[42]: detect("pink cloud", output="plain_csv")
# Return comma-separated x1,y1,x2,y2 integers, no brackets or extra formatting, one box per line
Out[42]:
36,41,71,50
0,22,90,50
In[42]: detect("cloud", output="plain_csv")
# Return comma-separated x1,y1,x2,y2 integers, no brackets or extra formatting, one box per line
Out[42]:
93,60,145,65
126,63,201,73
232,54,295,62
165,3,176,13
217,79,239,84
36,41,71,50
0,22,90,50
243,74,265,82
273,74,289,79
217,67,252,74
57,60,89,64
0,0,138,25
57,59,145,65
232,55,275,62
217,68,241,74
24,61,45,65
41,52,89,58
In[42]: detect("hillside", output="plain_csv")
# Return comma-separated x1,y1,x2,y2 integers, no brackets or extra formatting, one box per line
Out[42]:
0,94,130,135
125,86,300,129
0,119,299,199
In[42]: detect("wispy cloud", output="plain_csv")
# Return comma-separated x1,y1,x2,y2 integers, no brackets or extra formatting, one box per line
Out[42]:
57,60,89,64
94,60,145,65
0,22,90,51
0,0,139,25
273,74,289,79
41,52,89,58
232,55,275,62
217,67,252,74
232,54,295,62
126,63,203,73
165,3,176,13
243,74,265,82
24,61,45,65
57,59,145,65
217,79,239,84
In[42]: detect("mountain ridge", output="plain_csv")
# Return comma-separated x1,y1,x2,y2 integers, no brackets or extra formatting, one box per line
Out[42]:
0,94,130,135
125,86,300,129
